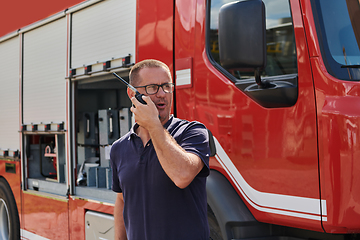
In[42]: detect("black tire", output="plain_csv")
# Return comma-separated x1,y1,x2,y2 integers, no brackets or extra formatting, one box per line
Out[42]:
0,178,20,240
208,205,223,240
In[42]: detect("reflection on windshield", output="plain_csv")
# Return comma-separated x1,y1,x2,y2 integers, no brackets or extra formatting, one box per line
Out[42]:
312,0,360,80
208,0,297,80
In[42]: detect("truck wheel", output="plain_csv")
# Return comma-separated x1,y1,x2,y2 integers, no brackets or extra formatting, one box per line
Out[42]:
0,179,20,240
208,205,223,240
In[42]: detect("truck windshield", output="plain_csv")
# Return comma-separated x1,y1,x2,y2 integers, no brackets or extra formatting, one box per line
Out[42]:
312,0,360,81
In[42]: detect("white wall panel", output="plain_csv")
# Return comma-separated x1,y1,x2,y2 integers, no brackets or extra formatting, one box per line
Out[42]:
0,37,20,151
71,0,136,67
23,17,67,124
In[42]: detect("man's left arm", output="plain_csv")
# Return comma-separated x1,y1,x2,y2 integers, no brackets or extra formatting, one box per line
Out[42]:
150,124,206,188
150,123,206,188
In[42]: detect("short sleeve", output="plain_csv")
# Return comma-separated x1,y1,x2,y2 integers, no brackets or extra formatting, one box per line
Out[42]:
110,142,122,193
178,122,210,177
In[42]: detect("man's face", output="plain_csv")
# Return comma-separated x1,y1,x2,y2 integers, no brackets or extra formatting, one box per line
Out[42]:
136,67,173,125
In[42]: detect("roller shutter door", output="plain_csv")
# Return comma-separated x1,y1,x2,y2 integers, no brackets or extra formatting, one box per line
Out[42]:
23,17,67,124
71,0,136,67
0,37,20,151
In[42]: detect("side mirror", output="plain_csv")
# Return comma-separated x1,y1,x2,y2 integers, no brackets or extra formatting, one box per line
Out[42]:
218,0,266,72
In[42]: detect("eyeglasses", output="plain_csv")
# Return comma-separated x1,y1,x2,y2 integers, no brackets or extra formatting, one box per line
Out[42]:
135,83,175,95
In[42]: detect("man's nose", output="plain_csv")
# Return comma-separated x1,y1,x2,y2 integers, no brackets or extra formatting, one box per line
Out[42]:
156,86,166,96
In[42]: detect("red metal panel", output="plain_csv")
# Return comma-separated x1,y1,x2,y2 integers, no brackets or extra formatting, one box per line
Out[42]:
174,0,197,120
136,0,173,69
188,0,322,232
300,0,360,233
311,58,360,234
136,0,174,116
22,192,69,239
0,0,85,38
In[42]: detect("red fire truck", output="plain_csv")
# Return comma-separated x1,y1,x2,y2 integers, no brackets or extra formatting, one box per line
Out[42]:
0,0,359,239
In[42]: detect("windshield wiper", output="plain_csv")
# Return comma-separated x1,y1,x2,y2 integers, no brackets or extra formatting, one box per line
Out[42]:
341,65,360,68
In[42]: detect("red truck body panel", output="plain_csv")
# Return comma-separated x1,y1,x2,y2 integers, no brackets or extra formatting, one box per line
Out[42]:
301,0,360,233
0,0,85,37
175,0,322,232
136,0,174,70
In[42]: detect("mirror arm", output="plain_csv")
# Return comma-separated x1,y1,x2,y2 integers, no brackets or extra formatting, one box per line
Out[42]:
255,68,262,86
255,68,272,88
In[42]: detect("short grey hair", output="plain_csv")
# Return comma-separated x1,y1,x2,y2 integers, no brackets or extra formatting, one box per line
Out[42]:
129,59,172,86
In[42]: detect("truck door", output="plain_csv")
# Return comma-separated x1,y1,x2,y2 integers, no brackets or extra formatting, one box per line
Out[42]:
175,0,324,234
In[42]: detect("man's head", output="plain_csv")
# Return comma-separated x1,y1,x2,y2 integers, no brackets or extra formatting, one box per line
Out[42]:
129,59,172,86
128,59,173,125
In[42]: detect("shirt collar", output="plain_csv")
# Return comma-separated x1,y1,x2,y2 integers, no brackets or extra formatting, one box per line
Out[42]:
163,115,174,129
130,115,174,137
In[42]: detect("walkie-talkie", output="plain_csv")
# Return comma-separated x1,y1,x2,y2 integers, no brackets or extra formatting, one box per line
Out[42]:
112,72,147,105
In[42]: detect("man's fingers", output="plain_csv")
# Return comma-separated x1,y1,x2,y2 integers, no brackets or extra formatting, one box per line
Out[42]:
131,96,138,107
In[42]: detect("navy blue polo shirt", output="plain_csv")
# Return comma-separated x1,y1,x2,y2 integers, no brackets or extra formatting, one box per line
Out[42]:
110,116,210,240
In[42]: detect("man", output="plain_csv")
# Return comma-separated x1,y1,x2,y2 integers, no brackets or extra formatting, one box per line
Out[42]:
110,59,210,240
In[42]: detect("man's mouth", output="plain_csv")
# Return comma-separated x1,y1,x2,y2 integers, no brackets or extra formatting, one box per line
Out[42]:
156,102,166,109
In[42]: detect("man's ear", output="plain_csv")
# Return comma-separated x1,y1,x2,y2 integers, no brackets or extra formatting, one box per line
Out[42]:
127,87,135,99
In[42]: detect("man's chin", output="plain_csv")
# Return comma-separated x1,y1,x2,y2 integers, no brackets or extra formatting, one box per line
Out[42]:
159,114,170,125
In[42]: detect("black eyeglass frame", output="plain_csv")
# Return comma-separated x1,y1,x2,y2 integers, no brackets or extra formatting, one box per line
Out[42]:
134,82,175,95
